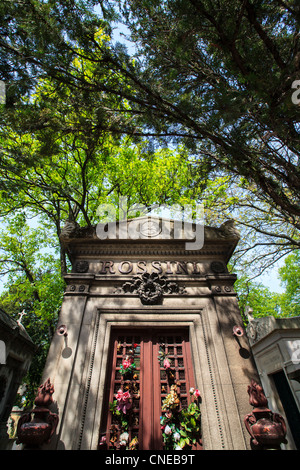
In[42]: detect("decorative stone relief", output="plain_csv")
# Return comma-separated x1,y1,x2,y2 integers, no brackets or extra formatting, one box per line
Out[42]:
246,318,272,345
210,261,226,273
75,260,89,273
139,220,162,237
115,272,187,305
213,285,232,294
66,284,88,293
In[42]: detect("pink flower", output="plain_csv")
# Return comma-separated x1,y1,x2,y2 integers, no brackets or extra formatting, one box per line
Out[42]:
115,389,132,414
163,358,171,369
122,390,131,401
122,359,132,369
194,389,201,399
115,389,123,400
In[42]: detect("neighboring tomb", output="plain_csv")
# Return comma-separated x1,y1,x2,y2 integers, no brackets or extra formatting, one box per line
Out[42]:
0,308,36,449
246,314,300,450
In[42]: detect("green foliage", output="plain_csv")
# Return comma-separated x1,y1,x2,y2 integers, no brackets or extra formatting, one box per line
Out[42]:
234,275,282,323
278,251,300,317
160,398,201,450
178,402,201,448
0,214,64,406
109,400,129,430
0,46,200,273
115,0,300,225
160,384,201,450
1,0,299,231
235,250,300,323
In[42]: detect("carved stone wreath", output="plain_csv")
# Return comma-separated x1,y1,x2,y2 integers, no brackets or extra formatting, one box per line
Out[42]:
119,272,187,305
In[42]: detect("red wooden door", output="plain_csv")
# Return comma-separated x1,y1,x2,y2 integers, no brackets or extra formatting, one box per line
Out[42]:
99,328,201,450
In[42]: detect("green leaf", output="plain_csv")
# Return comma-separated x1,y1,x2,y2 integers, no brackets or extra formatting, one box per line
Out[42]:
190,417,196,428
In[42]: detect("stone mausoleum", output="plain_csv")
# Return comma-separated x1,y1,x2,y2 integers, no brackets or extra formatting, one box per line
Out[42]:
39,216,262,450
0,308,36,449
247,315,300,449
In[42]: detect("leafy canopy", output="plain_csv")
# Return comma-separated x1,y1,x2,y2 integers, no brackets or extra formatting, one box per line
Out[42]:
1,1,299,225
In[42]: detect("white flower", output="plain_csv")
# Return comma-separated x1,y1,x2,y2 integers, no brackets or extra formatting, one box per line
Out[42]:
173,432,181,442
119,432,129,446
175,445,183,450
164,425,172,435
189,387,195,395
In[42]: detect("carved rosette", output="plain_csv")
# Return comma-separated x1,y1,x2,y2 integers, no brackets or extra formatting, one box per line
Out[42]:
119,272,187,305
244,380,287,450
17,378,59,448
74,260,89,273
210,261,226,273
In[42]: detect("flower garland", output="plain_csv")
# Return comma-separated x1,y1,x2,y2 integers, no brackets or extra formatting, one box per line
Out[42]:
102,342,201,450
160,387,201,450
159,349,202,450
106,342,139,450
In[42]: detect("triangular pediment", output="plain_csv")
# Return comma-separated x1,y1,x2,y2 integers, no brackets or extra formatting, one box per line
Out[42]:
60,216,240,264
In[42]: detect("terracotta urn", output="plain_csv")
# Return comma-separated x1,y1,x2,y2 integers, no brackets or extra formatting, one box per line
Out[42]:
17,378,59,449
17,408,58,447
244,380,287,450
248,408,287,448
34,378,55,407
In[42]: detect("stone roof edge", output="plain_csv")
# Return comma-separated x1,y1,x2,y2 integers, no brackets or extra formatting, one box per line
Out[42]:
0,307,35,347
59,217,240,244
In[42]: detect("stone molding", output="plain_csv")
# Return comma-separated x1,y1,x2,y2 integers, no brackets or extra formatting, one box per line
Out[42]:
247,316,300,346
73,307,247,450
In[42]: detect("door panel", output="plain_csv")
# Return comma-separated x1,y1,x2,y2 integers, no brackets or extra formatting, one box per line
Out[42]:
99,328,201,450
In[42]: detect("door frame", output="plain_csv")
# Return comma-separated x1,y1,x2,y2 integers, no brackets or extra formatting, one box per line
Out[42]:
100,326,196,450
75,306,244,450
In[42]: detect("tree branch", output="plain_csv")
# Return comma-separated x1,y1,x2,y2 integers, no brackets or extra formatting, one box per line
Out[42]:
243,0,286,69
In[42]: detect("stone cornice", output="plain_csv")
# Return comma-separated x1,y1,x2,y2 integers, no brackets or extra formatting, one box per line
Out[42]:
60,217,240,264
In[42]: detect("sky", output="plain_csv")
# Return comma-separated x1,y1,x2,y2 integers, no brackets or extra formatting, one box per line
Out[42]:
257,264,284,293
